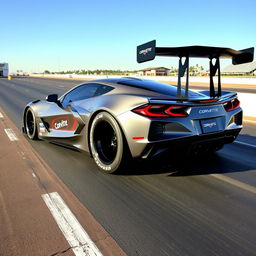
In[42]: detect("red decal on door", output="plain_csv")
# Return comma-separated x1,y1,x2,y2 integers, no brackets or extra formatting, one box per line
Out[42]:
51,116,77,131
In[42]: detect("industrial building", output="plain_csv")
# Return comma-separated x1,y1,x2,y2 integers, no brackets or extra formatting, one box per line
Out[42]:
222,61,256,75
137,67,170,76
0,63,9,77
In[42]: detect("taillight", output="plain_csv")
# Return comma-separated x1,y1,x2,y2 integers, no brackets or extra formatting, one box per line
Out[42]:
224,98,240,112
133,104,189,117
165,106,188,117
197,99,219,103
198,99,219,103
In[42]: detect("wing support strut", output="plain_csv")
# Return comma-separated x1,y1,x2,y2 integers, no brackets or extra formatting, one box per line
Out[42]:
209,57,221,97
177,56,189,98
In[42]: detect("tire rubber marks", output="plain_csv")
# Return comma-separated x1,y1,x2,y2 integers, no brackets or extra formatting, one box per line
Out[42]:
210,174,256,194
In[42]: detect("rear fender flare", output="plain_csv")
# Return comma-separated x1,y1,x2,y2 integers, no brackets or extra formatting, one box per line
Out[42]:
87,109,130,157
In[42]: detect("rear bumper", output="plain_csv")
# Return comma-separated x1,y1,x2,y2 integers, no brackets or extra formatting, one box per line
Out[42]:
141,128,241,158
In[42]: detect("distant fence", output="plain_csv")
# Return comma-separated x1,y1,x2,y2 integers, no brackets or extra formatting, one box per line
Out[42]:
29,74,256,85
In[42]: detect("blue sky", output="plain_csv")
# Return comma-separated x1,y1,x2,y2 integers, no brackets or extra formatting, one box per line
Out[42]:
1,0,255,72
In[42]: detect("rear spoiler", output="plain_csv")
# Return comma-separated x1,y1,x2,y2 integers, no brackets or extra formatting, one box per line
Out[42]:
137,40,254,98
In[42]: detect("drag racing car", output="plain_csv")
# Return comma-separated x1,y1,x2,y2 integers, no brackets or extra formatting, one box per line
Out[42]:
23,41,254,173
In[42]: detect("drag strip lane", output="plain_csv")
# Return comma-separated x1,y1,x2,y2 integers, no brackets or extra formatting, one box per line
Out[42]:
1,77,256,256
0,108,125,256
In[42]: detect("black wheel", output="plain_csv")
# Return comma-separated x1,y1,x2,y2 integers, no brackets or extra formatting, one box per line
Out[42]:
24,108,38,140
90,112,129,173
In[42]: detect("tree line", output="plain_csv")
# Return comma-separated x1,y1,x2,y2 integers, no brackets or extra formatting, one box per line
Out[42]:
43,69,136,75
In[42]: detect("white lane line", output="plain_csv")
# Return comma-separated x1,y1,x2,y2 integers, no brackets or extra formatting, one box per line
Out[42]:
234,140,256,149
0,112,3,118
210,174,256,194
244,119,256,123
4,128,19,141
42,192,103,256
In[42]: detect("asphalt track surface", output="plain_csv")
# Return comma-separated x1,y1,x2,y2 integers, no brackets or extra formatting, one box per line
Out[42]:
0,77,256,256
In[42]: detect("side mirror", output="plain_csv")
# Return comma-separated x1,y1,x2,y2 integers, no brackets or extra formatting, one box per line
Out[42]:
46,94,58,102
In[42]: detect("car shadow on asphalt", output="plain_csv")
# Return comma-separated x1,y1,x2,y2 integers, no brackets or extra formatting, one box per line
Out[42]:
26,134,255,178
121,148,255,177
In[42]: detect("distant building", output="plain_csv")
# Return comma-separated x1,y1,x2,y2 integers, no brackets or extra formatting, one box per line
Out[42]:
222,61,256,75
0,63,9,77
137,67,170,76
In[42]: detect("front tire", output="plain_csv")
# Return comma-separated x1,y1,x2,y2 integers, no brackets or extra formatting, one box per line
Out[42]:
24,108,38,140
90,112,129,174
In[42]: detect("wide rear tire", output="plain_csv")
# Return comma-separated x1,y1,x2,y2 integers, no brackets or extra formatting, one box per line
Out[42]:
90,112,130,174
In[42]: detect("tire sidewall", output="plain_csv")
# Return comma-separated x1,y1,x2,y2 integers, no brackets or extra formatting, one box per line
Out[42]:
25,108,38,140
90,112,124,173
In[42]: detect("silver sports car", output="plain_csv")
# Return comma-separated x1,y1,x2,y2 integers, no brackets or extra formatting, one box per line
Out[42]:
23,41,254,173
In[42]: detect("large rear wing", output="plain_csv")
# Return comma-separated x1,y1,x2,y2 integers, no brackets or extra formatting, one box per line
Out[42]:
137,40,254,98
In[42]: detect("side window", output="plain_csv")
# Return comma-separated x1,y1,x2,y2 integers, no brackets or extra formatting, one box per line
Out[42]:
61,84,114,108
94,84,114,96
62,84,99,107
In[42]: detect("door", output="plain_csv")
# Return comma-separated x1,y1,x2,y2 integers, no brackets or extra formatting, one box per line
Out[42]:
44,84,102,140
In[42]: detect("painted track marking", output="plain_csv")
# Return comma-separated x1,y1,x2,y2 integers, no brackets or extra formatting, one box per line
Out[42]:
4,128,19,141
244,119,256,123
42,192,103,256
235,140,256,149
0,112,3,118
210,174,256,194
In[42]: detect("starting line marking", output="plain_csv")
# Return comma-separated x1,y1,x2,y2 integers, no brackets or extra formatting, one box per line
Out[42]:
4,128,19,141
42,192,103,256
234,140,256,149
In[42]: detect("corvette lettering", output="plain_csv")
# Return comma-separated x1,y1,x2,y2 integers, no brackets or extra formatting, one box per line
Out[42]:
54,120,68,130
50,116,77,131
139,47,152,55
199,108,218,114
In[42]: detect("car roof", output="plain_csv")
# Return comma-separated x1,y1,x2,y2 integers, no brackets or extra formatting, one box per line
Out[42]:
93,77,143,84
92,77,204,98
93,77,177,91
